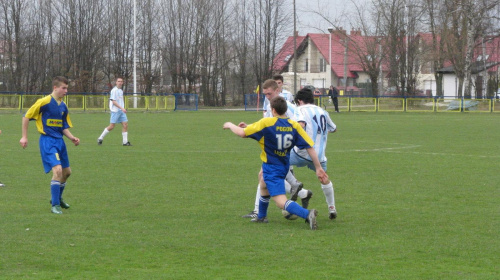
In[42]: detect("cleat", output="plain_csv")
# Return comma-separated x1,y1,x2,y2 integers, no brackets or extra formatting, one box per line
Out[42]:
305,209,318,230
251,217,268,223
241,211,258,218
97,139,103,145
0,181,5,187
301,190,313,209
51,205,63,214
329,206,337,220
50,199,70,209
60,199,70,209
289,182,303,201
123,142,132,146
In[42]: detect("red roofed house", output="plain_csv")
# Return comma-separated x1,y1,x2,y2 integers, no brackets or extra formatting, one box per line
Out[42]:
272,28,387,96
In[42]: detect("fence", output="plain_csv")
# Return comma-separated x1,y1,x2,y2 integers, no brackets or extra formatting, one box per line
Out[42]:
0,92,199,112
244,94,500,113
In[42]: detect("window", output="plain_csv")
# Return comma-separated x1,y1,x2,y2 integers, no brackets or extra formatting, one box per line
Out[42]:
305,59,309,72
284,54,291,62
320,58,326,72
477,55,489,61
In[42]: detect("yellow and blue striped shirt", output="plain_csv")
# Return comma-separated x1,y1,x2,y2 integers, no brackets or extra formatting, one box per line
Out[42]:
24,95,72,138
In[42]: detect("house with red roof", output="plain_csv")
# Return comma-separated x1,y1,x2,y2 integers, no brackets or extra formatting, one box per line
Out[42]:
272,28,387,96
273,28,500,98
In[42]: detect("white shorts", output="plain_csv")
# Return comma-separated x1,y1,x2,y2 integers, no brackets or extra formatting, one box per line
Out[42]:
110,111,128,124
290,149,327,171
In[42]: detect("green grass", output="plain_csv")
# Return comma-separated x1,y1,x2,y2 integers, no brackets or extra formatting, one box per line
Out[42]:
0,111,499,279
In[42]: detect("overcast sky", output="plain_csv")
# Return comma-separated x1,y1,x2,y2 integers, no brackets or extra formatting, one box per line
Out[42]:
293,0,357,35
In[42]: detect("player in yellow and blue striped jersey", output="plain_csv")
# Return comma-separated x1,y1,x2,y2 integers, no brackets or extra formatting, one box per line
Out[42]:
224,96,329,230
20,76,80,214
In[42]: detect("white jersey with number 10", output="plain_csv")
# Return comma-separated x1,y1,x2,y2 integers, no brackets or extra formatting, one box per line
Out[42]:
293,104,336,162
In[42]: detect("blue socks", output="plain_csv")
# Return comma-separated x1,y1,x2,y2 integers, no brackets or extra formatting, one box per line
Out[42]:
257,195,270,219
51,180,61,206
60,182,66,200
284,200,309,219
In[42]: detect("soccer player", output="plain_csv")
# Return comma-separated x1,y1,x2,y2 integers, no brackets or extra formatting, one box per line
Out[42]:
262,74,294,117
242,79,313,219
223,96,329,230
19,76,80,214
292,88,338,219
97,77,132,146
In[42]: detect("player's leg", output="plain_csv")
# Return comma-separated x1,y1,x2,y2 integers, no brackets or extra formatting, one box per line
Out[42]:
50,165,64,214
242,184,260,218
98,120,115,145
285,170,303,200
58,143,71,209
59,167,72,209
40,136,64,214
252,176,270,223
307,160,337,219
121,121,131,145
289,151,313,207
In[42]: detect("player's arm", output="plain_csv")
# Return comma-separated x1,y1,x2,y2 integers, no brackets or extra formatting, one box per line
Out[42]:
111,100,126,113
223,122,246,138
19,117,30,148
305,147,329,184
63,129,80,146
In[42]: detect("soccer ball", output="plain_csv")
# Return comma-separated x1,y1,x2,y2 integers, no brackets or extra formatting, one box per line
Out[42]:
282,209,299,220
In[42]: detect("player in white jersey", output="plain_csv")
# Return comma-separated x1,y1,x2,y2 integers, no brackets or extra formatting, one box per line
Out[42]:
97,77,132,146
242,79,315,219
291,88,338,219
262,75,295,117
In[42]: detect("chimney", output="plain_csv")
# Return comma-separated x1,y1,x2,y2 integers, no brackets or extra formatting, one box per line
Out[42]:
350,29,362,36
294,31,299,37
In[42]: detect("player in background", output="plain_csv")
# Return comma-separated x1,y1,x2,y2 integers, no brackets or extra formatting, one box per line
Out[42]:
224,96,329,230
19,76,80,214
262,74,295,117
241,79,314,219
291,88,338,219
97,77,132,146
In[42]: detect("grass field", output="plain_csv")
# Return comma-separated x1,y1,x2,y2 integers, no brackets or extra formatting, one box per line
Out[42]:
0,110,499,279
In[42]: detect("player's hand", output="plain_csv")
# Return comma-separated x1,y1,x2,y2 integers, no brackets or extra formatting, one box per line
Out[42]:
72,137,80,146
238,122,247,128
20,137,28,149
223,122,233,129
121,108,127,113
316,168,329,184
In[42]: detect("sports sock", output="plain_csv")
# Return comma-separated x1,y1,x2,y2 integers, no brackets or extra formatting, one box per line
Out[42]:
99,128,110,140
60,182,66,200
253,185,260,213
51,180,61,206
122,132,128,144
284,180,291,194
321,181,335,208
257,195,270,219
297,189,309,199
284,200,308,219
285,170,301,188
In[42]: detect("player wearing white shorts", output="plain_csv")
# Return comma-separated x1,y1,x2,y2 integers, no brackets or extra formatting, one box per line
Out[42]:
291,88,338,219
97,77,132,146
242,80,314,219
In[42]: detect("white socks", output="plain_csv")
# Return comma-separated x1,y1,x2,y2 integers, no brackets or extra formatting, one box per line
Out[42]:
122,132,128,144
98,128,110,140
321,181,335,207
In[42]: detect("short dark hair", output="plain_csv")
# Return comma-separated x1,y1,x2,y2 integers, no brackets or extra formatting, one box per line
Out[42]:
295,88,315,104
52,76,69,87
270,96,287,115
262,79,278,90
272,74,284,83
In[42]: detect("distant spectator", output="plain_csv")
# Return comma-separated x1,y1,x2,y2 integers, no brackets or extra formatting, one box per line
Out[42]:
328,86,339,112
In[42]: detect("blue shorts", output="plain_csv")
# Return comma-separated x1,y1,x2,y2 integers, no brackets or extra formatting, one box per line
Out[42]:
110,111,128,124
262,163,288,197
39,135,69,173
290,149,327,171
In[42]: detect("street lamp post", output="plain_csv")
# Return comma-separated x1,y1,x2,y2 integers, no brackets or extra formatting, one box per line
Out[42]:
328,27,333,89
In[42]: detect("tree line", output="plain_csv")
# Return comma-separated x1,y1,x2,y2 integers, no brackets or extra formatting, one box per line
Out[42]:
1,0,499,105
0,0,289,106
